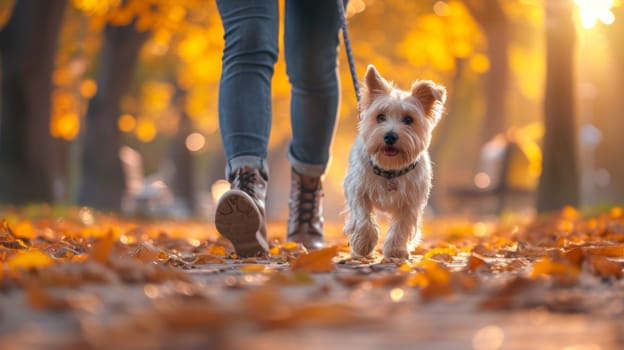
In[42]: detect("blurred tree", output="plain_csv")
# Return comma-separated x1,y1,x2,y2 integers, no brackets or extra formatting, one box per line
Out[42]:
78,20,149,210
537,0,579,213
462,0,510,144
169,88,195,214
0,0,67,204
74,0,219,211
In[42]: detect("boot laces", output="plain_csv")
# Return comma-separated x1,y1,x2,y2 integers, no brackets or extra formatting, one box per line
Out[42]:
293,179,321,223
234,169,258,198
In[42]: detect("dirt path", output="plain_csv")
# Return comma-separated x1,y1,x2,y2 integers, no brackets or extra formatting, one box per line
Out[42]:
0,208,623,349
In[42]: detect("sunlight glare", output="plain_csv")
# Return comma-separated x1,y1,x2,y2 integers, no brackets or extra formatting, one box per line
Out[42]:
474,172,491,189
574,0,615,29
185,132,206,152
211,179,231,204
472,325,504,350
433,1,450,16
390,288,405,302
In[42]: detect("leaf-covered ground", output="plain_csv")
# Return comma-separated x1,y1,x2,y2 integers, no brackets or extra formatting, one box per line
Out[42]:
1,205,623,349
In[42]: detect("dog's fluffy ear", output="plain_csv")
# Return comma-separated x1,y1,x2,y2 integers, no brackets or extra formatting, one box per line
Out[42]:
360,64,391,111
411,80,446,122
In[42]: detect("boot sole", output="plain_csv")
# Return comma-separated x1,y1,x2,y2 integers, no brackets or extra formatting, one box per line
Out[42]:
215,190,264,257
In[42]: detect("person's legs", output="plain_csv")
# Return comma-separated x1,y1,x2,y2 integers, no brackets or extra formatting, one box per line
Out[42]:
284,0,343,248
217,0,278,178
285,0,342,176
215,0,278,257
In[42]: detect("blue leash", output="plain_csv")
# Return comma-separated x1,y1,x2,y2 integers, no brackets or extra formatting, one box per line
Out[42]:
337,0,361,104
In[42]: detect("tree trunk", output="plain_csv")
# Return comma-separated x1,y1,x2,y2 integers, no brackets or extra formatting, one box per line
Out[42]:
537,0,579,213
170,89,196,214
0,0,67,204
464,0,510,144
78,23,149,210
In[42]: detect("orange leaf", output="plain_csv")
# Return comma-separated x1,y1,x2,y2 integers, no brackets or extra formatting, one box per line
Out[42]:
291,246,338,273
590,256,622,278
208,245,227,256
133,242,164,263
90,235,116,264
530,257,579,278
563,247,585,268
453,271,479,292
26,286,71,310
587,246,624,257
193,254,226,265
466,255,487,271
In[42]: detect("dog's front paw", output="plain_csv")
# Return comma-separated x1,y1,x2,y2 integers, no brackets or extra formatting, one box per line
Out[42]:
349,224,378,258
383,247,410,261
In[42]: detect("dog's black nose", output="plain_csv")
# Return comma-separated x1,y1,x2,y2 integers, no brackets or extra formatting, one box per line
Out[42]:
384,131,398,145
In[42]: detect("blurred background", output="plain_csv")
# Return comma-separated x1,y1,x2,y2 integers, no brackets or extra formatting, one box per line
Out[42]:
0,0,622,222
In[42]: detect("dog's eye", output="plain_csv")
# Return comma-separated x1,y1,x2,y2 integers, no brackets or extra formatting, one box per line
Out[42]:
376,114,386,123
402,116,413,125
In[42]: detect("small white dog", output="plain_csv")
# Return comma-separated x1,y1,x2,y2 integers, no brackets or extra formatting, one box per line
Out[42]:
344,64,446,260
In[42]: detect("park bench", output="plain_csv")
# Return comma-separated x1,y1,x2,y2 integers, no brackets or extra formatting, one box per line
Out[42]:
448,133,538,215
119,146,186,218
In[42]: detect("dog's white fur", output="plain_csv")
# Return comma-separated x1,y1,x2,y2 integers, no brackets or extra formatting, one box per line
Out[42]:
344,64,446,260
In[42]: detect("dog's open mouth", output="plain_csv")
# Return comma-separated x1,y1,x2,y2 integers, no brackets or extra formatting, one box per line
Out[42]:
383,146,399,156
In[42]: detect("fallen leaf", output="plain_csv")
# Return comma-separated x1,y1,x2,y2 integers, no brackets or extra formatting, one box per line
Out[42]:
466,254,487,271
133,242,164,263
530,257,579,278
587,245,624,257
291,246,338,273
240,264,266,273
7,249,53,270
26,285,71,310
453,271,479,292
208,245,227,256
192,254,226,265
90,234,116,264
589,256,622,278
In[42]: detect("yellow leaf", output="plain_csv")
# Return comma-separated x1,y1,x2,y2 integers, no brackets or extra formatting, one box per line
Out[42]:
240,264,266,273
269,247,280,256
13,221,37,239
291,246,338,273
397,262,412,273
7,250,53,270
423,246,458,259
282,242,299,250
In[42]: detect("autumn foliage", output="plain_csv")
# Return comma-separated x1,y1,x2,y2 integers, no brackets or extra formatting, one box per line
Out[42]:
0,205,623,347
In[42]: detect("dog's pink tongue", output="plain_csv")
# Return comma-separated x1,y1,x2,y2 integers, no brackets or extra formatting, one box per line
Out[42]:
383,147,398,156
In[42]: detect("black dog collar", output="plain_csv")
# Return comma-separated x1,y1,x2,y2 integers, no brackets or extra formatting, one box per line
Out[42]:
368,157,419,179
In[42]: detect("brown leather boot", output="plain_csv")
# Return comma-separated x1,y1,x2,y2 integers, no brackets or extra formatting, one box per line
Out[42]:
287,168,324,250
215,166,268,257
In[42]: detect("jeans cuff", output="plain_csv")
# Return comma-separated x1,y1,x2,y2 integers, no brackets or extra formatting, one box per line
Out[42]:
288,150,327,177
226,155,269,180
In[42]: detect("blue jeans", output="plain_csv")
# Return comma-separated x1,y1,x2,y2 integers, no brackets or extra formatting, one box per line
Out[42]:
217,0,343,179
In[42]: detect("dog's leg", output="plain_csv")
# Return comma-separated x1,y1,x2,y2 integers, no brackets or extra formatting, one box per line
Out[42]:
344,197,378,258
383,210,422,260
